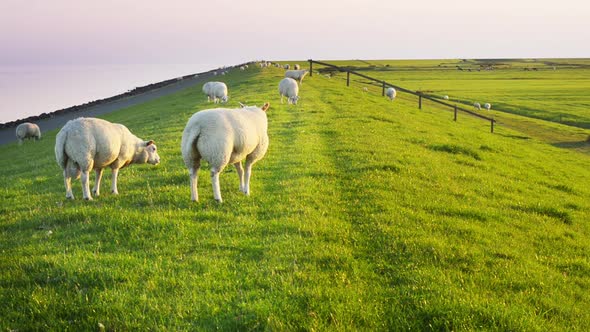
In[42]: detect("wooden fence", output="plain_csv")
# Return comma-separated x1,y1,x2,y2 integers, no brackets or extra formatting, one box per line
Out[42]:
308,59,496,133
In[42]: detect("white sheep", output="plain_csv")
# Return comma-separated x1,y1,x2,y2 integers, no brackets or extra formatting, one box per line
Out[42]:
15,122,41,144
386,87,397,101
279,78,299,105
474,102,481,110
181,102,270,202
484,103,491,111
284,64,290,70
240,66,245,71
285,70,309,85
202,81,228,103
294,64,300,70
443,95,449,100
54,117,160,200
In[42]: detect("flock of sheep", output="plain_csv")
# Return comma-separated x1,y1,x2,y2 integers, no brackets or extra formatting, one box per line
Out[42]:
14,61,493,202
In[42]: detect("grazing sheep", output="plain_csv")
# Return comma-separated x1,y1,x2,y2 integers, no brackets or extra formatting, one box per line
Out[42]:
240,66,245,71
285,70,309,85
474,102,481,110
386,87,397,101
16,122,41,144
484,103,491,111
284,64,290,70
279,78,299,105
181,102,271,202
443,95,449,100
54,117,160,200
294,64,300,70
202,81,229,103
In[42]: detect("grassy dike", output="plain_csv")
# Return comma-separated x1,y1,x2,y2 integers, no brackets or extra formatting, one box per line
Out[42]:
1,64,589,330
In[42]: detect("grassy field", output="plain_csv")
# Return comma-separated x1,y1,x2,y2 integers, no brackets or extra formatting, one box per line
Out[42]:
295,58,590,131
1,62,590,330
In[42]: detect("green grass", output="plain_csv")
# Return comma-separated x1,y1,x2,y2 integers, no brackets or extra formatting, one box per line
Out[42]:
1,62,590,330
306,58,590,131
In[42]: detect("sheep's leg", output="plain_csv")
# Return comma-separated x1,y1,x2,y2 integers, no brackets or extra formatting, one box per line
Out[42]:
280,94,284,104
211,168,223,203
64,170,74,199
111,168,120,195
81,170,92,200
189,162,200,201
234,162,245,193
243,160,254,196
92,168,103,196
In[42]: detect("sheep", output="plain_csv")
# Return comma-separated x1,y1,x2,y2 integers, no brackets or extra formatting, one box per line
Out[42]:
484,103,491,111
443,95,449,100
54,117,160,200
474,102,481,110
294,64,300,70
240,66,245,71
16,122,41,144
284,64,290,70
181,102,271,202
202,81,228,103
279,78,299,105
363,87,369,92
386,87,397,101
285,70,309,85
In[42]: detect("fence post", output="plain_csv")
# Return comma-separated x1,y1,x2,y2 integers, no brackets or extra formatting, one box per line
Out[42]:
418,94,422,110
346,71,350,87
491,119,494,133
309,60,313,77
454,105,457,121
382,81,386,96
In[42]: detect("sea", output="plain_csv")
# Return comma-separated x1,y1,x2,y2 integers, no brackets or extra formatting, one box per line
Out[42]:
0,63,219,124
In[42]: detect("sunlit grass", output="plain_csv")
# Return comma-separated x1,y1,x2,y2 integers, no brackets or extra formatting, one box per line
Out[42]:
1,62,589,330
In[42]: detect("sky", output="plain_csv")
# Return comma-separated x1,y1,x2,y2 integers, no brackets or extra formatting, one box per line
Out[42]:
0,0,589,66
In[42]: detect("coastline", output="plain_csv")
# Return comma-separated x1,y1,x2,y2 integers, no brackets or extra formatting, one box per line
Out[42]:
0,63,249,145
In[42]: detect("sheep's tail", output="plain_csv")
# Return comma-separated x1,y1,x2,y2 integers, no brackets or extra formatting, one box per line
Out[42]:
55,127,68,170
181,121,201,168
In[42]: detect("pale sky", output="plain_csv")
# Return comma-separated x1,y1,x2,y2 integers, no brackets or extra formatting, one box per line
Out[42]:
1,0,588,65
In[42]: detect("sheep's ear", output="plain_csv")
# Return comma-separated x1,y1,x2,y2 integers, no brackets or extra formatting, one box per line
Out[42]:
239,102,246,108
146,140,154,146
261,102,270,112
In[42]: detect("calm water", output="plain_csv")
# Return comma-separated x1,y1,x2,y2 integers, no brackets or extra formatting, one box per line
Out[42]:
0,63,218,123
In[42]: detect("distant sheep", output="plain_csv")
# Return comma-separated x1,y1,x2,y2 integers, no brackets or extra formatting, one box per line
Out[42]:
284,64,290,70
181,102,271,202
386,87,397,101
363,87,369,92
55,117,160,200
240,66,245,71
443,95,449,100
202,81,228,103
16,122,41,144
474,102,481,110
285,70,309,85
484,103,491,111
294,64,300,70
279,78,299,105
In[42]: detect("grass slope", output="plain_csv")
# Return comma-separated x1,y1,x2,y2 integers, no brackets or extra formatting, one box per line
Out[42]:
1,64,590,330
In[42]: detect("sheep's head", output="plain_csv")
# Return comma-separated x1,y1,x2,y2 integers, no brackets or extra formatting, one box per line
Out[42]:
238,102,270,112
145,140,160,165
289,96,299,105
221,95,229,103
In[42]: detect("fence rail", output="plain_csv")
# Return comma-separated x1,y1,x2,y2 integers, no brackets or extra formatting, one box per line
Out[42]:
308,59,496,133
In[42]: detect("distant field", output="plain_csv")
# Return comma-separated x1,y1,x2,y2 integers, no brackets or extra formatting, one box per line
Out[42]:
286,58,590,131
1,62,589,330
